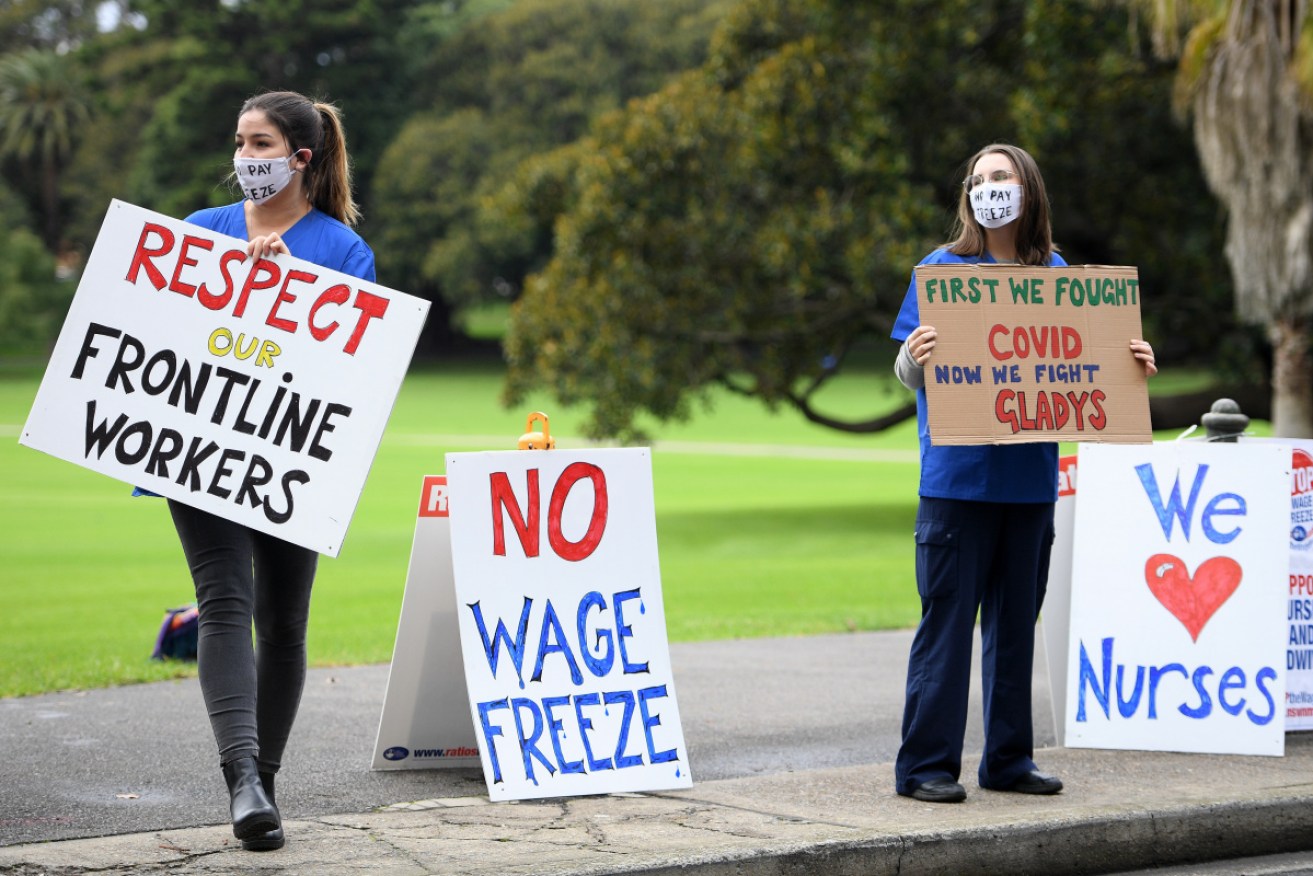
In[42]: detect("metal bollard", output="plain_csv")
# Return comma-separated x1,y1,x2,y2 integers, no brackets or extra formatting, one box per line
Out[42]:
1200,398,1249,443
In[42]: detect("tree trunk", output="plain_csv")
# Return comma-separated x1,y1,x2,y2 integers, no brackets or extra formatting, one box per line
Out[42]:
1185,2,1313,435
1269,314,1313,436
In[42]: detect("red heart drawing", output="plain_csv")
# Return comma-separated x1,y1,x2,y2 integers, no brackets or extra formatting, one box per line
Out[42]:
1143,553,1243,642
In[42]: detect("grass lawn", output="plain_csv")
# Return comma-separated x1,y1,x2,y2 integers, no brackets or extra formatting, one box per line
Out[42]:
0,360,927,697
0,359,1254,697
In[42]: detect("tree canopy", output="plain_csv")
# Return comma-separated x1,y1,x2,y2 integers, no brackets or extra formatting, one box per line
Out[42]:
0,0,1272,436
497,0,1235,439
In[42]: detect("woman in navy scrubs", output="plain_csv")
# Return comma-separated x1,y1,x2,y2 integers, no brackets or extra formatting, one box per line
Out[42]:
890,143,1157,803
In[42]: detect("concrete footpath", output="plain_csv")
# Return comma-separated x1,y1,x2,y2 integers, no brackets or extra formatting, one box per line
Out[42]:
3,631,1313,875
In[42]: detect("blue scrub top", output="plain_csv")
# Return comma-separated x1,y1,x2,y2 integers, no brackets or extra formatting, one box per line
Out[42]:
132,203,376,498
186,202,376,282
892,247,1068,504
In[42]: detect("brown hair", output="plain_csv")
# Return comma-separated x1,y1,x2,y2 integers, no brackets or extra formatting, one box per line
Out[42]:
946,143,1055,266
240,91,361,227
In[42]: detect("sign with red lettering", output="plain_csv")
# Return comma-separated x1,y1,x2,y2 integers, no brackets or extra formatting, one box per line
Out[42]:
917,264,1151,445
1240,437,1313,731
445,448,691,801
1065,442,1289,756
19,200,429,556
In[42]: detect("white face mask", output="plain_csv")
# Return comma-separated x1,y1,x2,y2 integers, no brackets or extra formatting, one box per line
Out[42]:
971,183,1023,229
233,152,300,203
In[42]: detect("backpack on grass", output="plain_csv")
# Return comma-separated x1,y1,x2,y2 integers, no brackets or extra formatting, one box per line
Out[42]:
151,605,199,661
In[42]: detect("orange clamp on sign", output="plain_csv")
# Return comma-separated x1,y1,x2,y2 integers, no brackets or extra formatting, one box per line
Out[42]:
517,412,556,450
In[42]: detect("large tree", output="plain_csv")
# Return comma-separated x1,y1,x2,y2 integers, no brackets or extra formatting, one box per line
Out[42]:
369,0,732,346
58,0,424,257
497,0,1232,440
0,176,64,354
1133,0,1313,435
0,48,92,251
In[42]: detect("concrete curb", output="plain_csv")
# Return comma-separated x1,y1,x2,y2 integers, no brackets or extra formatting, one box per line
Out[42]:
4,738,1313,876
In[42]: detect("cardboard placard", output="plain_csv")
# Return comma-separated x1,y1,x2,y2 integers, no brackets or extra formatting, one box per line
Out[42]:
1065,442,1289,756
20,200,428,556
917,264,1151,445
445,448,691,801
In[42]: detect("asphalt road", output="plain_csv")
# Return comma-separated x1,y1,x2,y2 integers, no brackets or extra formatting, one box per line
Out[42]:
0,628,1057,847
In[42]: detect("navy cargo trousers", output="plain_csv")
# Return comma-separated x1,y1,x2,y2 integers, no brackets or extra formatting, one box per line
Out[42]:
895,496,1056,794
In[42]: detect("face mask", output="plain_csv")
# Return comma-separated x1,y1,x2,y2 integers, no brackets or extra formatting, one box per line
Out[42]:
233,152,301,203
971,183,1023,229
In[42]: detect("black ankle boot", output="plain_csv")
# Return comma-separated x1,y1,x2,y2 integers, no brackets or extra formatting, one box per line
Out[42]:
241,771,286,852
221,756,279,841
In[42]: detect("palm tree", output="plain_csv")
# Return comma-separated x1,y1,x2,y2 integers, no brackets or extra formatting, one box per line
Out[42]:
0,48,92,253
1133,0,1313,437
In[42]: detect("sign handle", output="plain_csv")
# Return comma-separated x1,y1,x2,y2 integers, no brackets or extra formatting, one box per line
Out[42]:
517,411,556,450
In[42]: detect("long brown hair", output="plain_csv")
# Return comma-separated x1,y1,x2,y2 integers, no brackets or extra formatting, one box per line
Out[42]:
946,143,1055,266
240,91,361,227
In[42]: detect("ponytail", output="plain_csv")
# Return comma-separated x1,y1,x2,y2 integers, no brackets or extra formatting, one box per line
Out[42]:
238,91,361,227
308,102,360,227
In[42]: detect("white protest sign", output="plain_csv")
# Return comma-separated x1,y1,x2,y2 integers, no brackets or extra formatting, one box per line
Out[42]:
20,200,428,556
1065,442,1289,755
1039,455,1078,747
372,475,481,770
445,448,692,801
1241,437,1313,731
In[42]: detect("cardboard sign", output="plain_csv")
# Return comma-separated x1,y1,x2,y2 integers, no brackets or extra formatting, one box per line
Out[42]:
372,476,482,770
1241,437,1313,731
1065,443,1289,756
917,264,1151,445
20,200,428,556
445,448,691,801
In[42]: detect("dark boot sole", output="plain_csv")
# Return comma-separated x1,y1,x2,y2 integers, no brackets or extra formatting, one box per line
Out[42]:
241,830,286,851
232,814,280,840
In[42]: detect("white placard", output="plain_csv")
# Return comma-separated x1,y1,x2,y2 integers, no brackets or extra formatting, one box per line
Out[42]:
1065,442,1290,755
445,448,692,801
1242,437,1313,731
20,200,428,556
372,475,481,770
1040,455,1078,747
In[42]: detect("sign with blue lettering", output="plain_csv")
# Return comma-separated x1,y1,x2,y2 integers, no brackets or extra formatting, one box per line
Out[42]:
445,448,691,800
1065,443,1290,755
1240,437,1313,731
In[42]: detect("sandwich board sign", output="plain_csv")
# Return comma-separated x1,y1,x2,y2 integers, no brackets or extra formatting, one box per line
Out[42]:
444,447,691,801
372,475,481,770
1241,437,1313,731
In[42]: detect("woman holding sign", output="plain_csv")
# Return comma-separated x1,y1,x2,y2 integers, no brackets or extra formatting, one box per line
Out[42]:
890,143,1156,804
167,90,375,850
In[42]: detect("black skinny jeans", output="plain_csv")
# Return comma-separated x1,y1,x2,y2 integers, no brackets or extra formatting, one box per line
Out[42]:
168,500,317,773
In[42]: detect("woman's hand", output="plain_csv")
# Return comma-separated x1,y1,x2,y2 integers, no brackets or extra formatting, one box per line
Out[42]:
247,233,289,260
907,325,938,365
1130,339,1157,377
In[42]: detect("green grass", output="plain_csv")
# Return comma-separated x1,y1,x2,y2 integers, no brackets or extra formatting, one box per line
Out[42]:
0,361,927,697
0,360,1257,697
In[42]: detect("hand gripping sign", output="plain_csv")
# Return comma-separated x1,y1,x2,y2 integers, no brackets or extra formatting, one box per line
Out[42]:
20,200,428,556
444,418,692,801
